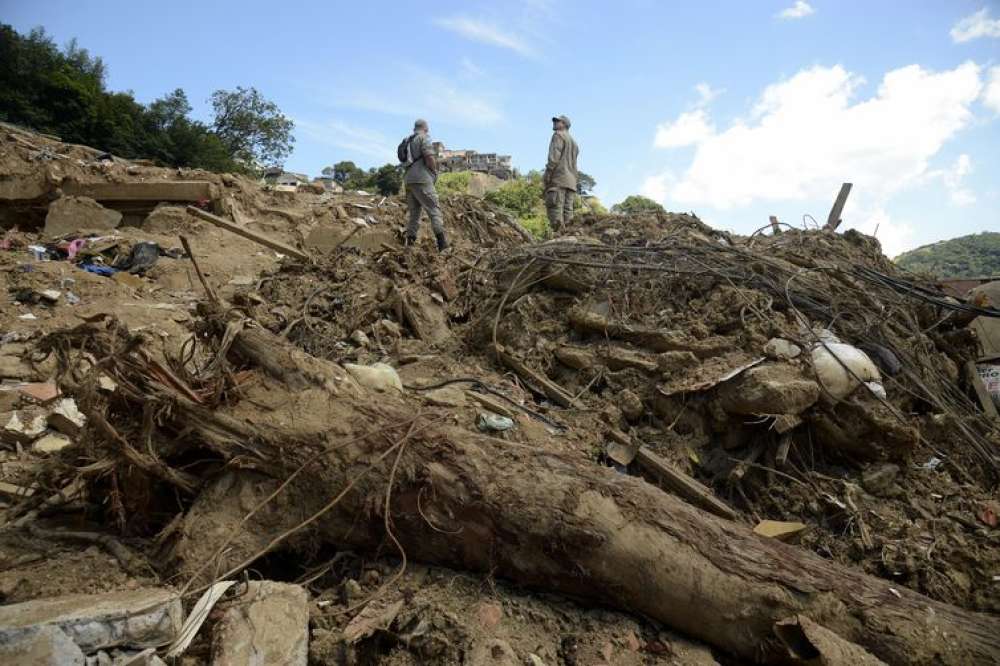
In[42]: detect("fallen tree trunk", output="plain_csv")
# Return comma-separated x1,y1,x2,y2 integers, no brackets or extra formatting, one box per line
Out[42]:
117,322,1000,664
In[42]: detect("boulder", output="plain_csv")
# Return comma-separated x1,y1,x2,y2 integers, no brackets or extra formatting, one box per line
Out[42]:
344,363,403,393
0,588,181,653
212,581,308,666
0,625,85,665
44,196,121,239
718,364,820,416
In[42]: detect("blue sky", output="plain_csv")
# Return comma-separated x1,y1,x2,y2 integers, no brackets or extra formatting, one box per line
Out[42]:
4,0,999,256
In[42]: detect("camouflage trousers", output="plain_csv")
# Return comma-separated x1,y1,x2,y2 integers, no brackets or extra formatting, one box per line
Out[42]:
545,187,575,231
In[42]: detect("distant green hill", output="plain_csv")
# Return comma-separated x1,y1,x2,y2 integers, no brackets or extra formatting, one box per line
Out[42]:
895,232,1000,278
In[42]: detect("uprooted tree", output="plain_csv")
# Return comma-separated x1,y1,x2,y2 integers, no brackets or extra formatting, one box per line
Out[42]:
29,306,1000,666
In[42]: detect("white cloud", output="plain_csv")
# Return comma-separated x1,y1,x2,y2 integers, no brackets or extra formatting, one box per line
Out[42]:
340,65,504,127
641,172,674,202
296,119,395,162
694,82,723,106
857,208,915,258
777,1,815,20
435,16,536,57
936,154,976,206
950,7,1000,43
650,62,983,209
985,65,1000,114
653,110,715,148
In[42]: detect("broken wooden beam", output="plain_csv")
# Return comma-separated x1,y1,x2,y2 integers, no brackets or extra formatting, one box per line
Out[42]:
769,215,782,234
634,446,737,521
824,183,853,231
185,206,311,262
494,344,581,408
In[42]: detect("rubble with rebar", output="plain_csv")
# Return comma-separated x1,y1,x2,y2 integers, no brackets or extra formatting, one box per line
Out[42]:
2,125,1000,665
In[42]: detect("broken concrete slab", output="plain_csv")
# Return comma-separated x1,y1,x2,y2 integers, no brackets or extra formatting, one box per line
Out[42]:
2,408,48,445
0,625,85,665
717,364,820,416
44,196,122,239
424,386,467,407
212,581,308,666
0,587,182,653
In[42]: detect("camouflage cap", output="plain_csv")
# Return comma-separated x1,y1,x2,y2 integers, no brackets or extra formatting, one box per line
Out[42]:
551,115,571,128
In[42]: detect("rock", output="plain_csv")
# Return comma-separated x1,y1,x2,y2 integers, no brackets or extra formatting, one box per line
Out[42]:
603,347,658,373
349,329,370,347
344,363,403,393
527,655,547,666
718,364,820,416
0,587,182,653
377,319,401,339
656,350,699,375
476,601,503,631
34,432,73,454
861,463,900,497
212,581,308,666
47,398,86,437
44,196,121,239
764,338,802,360
467,638,519,665
554,346,596,370
114,647,167,665
617,389,644,421
0,625,85,665
753,520,808,542
424,386,467,408
341,579,363,604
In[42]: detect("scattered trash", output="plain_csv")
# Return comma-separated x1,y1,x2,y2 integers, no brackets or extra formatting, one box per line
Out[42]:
477,412,515,432
811,342,881,400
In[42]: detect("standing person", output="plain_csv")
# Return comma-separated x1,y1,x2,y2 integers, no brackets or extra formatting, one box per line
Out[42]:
543,115,579,233
399,119,448,252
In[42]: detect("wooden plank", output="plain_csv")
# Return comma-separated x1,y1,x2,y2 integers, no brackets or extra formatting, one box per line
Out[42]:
186,206,310,262
634,446,737,521
966,361,1000,420
494,344,580,409
64,180,214,202
824,183,853,231
768,215,782,234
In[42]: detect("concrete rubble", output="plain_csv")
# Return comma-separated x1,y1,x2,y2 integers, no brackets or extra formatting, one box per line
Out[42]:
2,123,1000,665
212,581,308,666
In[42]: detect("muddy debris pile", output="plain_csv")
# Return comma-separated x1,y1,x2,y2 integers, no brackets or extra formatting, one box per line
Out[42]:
3,124,1000,665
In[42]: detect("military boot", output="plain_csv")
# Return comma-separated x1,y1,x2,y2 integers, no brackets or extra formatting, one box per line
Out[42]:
435,231,449,253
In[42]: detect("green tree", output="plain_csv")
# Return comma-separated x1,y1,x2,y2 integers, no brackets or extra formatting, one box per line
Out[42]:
611,195,665,214
372,164,402,196
577,171,596,195
436,172,472,197
895,232,1000,276
210,86,294,170
333,160,364,185
485,172,545,219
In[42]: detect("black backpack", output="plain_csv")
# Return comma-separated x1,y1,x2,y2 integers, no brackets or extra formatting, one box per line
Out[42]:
397,134,422,167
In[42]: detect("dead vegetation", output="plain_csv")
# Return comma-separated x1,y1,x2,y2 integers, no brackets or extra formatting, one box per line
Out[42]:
2,124,1000,665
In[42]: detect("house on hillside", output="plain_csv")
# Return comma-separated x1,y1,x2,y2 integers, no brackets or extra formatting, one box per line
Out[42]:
261,168,309,187
431,142,513,180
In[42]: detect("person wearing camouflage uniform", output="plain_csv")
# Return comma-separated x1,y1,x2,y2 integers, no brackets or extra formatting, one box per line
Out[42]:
402,119,448,252
543,115,579,232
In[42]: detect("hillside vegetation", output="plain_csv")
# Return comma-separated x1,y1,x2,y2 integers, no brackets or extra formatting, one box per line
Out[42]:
895,232,1000,278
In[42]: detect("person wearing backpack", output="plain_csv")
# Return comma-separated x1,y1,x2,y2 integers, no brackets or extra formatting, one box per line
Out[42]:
399,119,448,252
